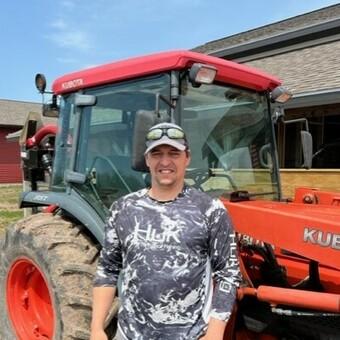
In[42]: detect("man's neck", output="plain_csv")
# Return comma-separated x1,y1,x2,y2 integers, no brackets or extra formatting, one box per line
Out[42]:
148,184,184,202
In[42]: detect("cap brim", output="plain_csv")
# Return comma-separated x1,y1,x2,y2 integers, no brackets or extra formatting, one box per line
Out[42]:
144,139,186,154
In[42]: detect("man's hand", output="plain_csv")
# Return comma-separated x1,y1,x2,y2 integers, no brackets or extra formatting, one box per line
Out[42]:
89,329,108,340
200,317,227,340
90,287,116,340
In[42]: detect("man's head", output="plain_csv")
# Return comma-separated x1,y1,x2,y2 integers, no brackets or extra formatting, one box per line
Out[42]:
144,123,190,191
144,123,189,155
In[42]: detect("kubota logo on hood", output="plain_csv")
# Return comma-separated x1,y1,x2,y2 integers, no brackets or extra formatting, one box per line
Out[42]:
303,227,340,250
61,78,83,90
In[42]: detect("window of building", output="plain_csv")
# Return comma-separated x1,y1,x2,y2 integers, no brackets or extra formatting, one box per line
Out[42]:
278,106,340,169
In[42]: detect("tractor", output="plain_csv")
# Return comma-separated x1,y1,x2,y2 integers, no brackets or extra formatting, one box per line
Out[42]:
0,50,339,339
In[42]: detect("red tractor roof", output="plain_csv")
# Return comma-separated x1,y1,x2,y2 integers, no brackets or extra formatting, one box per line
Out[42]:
52,50,281,95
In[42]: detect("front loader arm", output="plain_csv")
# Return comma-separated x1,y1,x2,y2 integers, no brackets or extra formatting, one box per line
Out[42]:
238,285,340,314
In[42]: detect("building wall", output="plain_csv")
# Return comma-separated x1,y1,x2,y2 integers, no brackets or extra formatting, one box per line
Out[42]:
280,169,340,198
0,127,22,183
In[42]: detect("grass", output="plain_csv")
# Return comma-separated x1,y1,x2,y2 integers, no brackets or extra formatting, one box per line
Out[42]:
0,184,24,238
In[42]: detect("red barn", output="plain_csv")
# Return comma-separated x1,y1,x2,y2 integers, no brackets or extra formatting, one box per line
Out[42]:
0,99,42,184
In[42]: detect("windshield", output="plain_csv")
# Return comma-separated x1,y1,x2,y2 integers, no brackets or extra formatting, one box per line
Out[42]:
179,81,280,201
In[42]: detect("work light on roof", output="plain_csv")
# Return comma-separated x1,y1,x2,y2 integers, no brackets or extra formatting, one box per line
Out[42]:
271,86,293,103
189,63,217,86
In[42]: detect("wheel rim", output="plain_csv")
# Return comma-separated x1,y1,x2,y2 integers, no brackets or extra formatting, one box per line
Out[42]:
7,258,54,339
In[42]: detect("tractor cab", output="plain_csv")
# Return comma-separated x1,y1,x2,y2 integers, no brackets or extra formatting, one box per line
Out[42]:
34,55,293,223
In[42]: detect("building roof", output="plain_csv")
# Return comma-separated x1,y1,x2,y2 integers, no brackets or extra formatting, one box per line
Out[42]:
192,4,340,101
193,4,340,57
0,99,43,127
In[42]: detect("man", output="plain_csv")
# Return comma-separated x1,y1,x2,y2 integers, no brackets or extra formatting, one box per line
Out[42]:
90,122,241,340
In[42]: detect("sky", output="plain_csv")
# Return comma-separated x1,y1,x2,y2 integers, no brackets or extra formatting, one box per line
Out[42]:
1,0,339,103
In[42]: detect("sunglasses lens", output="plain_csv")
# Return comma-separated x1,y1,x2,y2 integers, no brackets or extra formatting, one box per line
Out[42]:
167,128,185,139
146,129,163,140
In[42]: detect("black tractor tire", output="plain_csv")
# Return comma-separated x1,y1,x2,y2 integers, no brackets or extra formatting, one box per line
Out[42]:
0,213,119,340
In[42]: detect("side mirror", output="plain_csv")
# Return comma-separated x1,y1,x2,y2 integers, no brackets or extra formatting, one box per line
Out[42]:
278,114,313,169
35,74,47,93
301,130,313,169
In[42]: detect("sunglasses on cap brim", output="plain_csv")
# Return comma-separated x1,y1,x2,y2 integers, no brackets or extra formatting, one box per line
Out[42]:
146,127,186,141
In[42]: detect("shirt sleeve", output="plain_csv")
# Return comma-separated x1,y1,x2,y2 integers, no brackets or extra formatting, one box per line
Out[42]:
208,199,242,322
93,201,123,287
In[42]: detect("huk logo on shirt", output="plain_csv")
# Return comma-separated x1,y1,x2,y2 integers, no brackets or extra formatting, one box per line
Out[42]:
134,224,181,244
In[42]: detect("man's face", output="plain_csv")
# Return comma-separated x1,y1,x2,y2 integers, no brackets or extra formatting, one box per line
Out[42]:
145,145,190,188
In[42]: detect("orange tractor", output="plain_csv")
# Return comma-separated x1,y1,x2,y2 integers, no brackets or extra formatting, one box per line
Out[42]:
0,50,339,339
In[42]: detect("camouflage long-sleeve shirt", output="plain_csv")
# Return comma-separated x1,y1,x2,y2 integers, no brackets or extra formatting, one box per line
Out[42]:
94,185,241,340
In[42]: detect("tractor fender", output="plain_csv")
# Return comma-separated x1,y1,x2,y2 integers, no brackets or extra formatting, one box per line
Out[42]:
19,189,105,244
